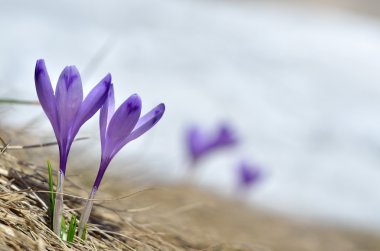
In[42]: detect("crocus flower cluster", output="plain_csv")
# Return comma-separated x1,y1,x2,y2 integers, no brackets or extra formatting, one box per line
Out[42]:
35,60,111,234
186,124,237,165
35,59,165,237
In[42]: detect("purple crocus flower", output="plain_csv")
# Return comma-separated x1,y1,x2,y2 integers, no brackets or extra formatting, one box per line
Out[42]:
237,161,262,189
78,84,165,236
34,59,111,235
186,124,237,165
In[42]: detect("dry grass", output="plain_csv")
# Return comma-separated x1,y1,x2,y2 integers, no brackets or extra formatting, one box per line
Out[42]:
0,151,257,250
0,153,142,250
0,152,141,250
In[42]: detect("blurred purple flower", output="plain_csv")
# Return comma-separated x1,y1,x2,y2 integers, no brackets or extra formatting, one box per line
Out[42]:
237,161,262,188
78,84,165,236
34,59,111,235
186,124,237,164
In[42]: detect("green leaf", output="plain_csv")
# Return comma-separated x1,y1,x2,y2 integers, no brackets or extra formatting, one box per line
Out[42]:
47,160,55,230
60,216,67,240
81,224,87,240
67,215,77,243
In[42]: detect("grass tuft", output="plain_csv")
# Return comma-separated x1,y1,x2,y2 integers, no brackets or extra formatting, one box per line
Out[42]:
67,215,77,243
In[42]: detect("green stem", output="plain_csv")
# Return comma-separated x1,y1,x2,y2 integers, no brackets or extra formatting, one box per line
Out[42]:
47,161,55,230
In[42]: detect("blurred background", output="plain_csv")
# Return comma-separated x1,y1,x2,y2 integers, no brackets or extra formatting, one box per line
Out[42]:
1,0,380,236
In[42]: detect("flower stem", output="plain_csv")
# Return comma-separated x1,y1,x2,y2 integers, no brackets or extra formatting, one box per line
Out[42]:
78,187,97,238
53,170,65,235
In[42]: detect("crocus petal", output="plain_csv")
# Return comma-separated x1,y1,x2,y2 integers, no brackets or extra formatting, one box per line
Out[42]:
34,59,59,138
70,74,111,142
104,94,142,159
239,161,261,187
99,82,115,150
55,66,83,140
186,124,238,164
217,125,237,144
123,103,165,144
187,126,207,162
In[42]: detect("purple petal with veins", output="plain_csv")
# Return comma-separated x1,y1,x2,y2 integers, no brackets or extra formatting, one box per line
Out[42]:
55,66,83,141
104,94,141,159
34,59,59,138
123,103,165,144
99,83,115,150
70,74,111,141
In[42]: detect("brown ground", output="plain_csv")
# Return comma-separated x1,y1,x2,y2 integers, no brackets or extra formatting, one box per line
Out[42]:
108,182,380,251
